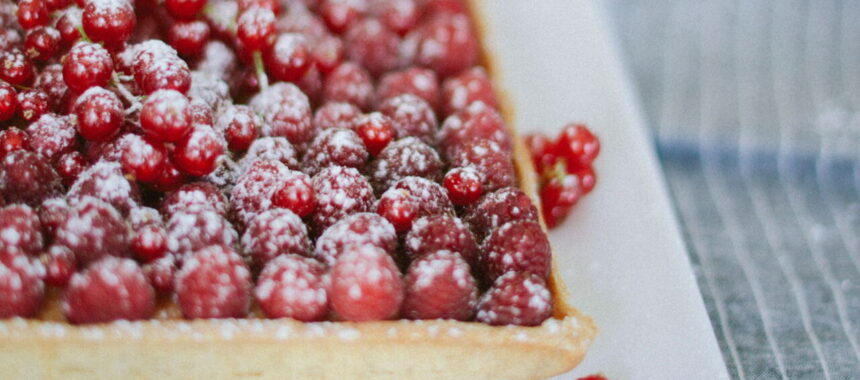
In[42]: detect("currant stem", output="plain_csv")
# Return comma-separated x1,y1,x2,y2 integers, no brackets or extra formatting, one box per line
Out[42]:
75,25,92,43
111,72,139,106
253,51,269,90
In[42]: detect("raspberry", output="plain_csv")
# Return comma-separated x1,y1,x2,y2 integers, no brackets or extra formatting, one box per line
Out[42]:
215,104,260,152
0,81,17,122
440,67,497,116
449,139,515,192
376,67,439,111
391,176,453,216
120,134,167,183
311,34,344,74
140,89,193,143
172,123,225,176
322,62,374,111
16,89,49,123
230,159,290,227
476,271,552,326
130,223,168,262
0,50,34,86
34,64,69,111
313,101,361,130
314,212,397,266
296,67,323,108
160,182,228,218
67,160,140,215
344,18,401,77
196,41,238,79
0,251,45,318
402,250,477,320
302,128,368,176
371,0,417,35
0,204,43,255
83,134,124,163
377,94,438,146
38,197,70,242
438,102,510,159
254,254,328,321
189,73,230,111
275,6,325,39
249,83,313,147
0,150,61,207
62,42,113,93
127,206,162,229
271,170,315,217
319,0,367,34
42,244,76,287
63,257,155,324
556,124,600,168
165,210,238,259
176,245,252,319
481,221,551,282
443,166,483,206
405,215,478,268
264,33,313,82
330,245,403,321
81,0,136,48
241,208,310,268
238,0,281,14
464,187,538,240
142,253,175,294
55,196,129,265
367,137,443,193
238,136,300,174
26,113,77,161
352,112,394,156
168,20,211,57
311,165,375,235
403,13,477,78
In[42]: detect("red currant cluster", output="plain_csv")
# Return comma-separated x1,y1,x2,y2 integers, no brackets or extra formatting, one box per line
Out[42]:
525,124,601,228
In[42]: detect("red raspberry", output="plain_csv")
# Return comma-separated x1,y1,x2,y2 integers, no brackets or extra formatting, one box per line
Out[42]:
440,67,498,116
74,87,124,142
330,245,403,321
176,245,252,319
254,254,328,321
26,113,77,162
272,171,316,217
38,197,70,242
464,187,539,240
0,50,35,86
16,89,49,123
238,136,299,174
62,42,113,93
140,89,193,143
164,0,207,19
160,182,228,218
556,124,600,168
391,176,453,216
127,206,162,230
120,134,167,183
172,123,225,176
67,160,140,215
481,221,551,282
241,208,310,268
236,6,276,51
476,271,552,326
34,64,69,111
378,94,439,146
438,101,510,159
297,67,324,107
524,133,560,170
376,67,439,111
311,34,344,74
0,251,45,318
319,0,367,34
313,101,361,130
55,151,87,186
249,83,313,147
83,133,125,163
402,250,477,320
311,165,375,234
0,150,61,207
302,128,368,176
55,196,129,265
131,223,168,262
314,212,396,266
376,187,417,233
42,244,76,287
371,0,418,35
142,253,175,294
0,128,30,158
23,26,60,62
230,159,292,227
81,0,136,48
322,62,374,111
344,18,401,77
0,204,43,255
0,81,17,122
352,112,395,156
16,0,49,30
215,104,260,152
189,74,230,112
264,33,313,82
165,209,238,259
403,13,477,77
168,20,211,57
367,137,443,193
443,166,483,206
63,257,155,324
449,139,515,192
540,171,582,229
405,215,478,268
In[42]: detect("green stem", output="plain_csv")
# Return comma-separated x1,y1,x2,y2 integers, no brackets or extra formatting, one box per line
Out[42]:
253,51,269,90
75,25,92,43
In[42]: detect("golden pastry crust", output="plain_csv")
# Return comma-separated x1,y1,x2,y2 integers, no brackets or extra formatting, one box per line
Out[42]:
0,1,596,378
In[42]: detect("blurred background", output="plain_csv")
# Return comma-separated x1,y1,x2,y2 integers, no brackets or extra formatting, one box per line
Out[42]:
606,1,860,378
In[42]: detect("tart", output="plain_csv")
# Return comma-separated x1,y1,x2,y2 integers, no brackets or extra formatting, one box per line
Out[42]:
0,0,596,378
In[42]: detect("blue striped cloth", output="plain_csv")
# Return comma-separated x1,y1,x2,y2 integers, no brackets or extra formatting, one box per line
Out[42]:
607,1,860,378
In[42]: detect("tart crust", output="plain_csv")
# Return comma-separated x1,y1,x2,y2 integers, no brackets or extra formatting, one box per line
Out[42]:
0,1,596,378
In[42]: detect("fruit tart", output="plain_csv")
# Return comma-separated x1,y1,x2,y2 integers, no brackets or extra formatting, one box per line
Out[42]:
0,0,596,378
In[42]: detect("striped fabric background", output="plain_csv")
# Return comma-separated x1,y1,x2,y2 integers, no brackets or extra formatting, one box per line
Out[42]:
606,1,860,378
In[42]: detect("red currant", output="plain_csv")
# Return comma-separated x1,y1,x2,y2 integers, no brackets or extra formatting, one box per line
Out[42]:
0,50,35,86
312,34,344,74
130,223,168,262
73,87,124,142
56,151,87,186
353,112,394,156
82,0,136,48
150,159,187,192
139,89,192,143
264,33,312,82
63,42,114,93
215,104,259,152
0,128,30,158
319,0,366,34
16,89,49,123
237,0,280,14
570,165,596,194
167,20,211,57
121,134,167,182
16,0,49,30
23,27,60,62
272,171,315,218
443,166,483,206
236,6,276,51
556,124,600,168
171,123,224,176
540,168,582,229
164,0,207,19
0,82,17,122
377,188,417,233
56,8,83,48
524,133,560,170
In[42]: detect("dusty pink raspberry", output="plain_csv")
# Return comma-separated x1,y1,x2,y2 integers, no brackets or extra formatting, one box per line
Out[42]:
0,150,61,207
55,196,129,265
481,221,551,282
313,101,361,130
249,83,313,148
254,254,328,321
176,245,252,319
330,245,403,321
377,94,438,145
26,113,77,161
42,244,75,287
405,215,478,268
63,257,155,324
402,12,477,78
343,18,401,77
322,62,374,111
67,160,140,215
367,137,442,193
127,206,162,230
464,187,538,240
449,139,515,192
440,66,498,116
238,136,300,174
160,182,229,218
402,249,477,320
476,271,552,326
0,250,44,318
376,67,439,112
390,176,453,216
301,128,368,176
311,165,375,235
166,209,238,259
37,197,69,243
437,101,510,159
230,159,293,228
142,253,176,294
314,212,397,266
0,204,43,255
241,208,310,269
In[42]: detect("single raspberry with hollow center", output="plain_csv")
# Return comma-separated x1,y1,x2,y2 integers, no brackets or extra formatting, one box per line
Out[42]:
403,12,477,78
67,160,140,215
172,123,225,176
131,223,168,263
120,134,167,183
26,113,77,161
367,137,443,194
16,89,49,123
140,89,193,143
353,112,394,156
238,136,299,174
38,197,70,242
302,128,368,176
0,50,35,87
322,62,374,111
160,182,229,218
311,165,375,235
402,250,477,320
377,94,438,146
443,166,484,206
0,81,17,122
143,254,176,294
464,187,539,240
166,209,238,259
0,251,45,318
231,159,292,227
81,0,136,48
271,170,315,217
0,150,61,207
241,208,310,269
249,83,314,148
63,257,155,324
440,67,498,117
55,196,129,265
314,212,397,266
176,245,252,319
448,139,516,192
264,33,313,82
476,271,552,326
254,254,328,321
344,18,400,78
313,101,361,130
438,102,511,159
215,104,260,152
481,221,551,282
0,204,43,255
62,42,113,93
405,215,478,269
330,245,403,321
376,67,439,112
42,244,76,287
